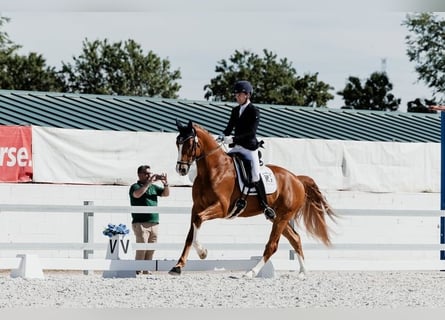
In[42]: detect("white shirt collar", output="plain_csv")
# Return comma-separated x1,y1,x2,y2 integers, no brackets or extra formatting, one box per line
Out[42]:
239,99,250,116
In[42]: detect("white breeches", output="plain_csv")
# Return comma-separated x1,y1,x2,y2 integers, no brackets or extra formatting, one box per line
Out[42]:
229,145,260,182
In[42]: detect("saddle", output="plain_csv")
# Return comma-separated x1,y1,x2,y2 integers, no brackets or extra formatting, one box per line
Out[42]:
227,152,277,219
230,153,277,195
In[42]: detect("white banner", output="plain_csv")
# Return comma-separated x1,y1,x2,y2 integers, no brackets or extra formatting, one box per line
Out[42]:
31,126,440,193
340,140,440,192
260,137,345,190
32,126,191,185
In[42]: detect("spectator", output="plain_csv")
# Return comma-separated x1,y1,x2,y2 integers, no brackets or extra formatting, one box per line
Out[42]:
129,164,169,274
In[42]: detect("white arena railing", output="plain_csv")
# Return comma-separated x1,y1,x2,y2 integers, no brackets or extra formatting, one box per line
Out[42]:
0,203,444,276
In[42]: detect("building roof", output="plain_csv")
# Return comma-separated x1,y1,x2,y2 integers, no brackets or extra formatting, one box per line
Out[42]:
0,90,441,143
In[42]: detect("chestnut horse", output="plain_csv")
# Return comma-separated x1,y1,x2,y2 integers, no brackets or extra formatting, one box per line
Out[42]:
170,120,336,278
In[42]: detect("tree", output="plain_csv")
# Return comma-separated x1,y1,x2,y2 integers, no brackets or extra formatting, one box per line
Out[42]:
0,16,16,51
204,49,334,107
0,15,63,92
403,13,445,102
337,72,401,111
406,98,437,113
59,38,181,97
0,52,63,91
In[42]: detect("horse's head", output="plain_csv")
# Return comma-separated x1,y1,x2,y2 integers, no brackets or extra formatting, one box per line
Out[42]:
175,119,198,176
175,119,222,176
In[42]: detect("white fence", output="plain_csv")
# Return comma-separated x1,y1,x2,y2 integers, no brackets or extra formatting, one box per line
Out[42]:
0,203,445,274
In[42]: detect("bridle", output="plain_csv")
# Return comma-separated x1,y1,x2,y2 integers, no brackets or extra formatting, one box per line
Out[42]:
176,128,222,170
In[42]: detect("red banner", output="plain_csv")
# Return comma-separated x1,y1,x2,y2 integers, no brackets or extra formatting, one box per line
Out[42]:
0,126,33,182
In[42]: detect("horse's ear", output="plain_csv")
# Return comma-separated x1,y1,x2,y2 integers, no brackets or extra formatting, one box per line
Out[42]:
176,119,184,130
187,120,193,129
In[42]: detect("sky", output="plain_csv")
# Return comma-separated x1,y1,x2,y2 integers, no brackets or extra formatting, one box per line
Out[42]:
1,1,444,111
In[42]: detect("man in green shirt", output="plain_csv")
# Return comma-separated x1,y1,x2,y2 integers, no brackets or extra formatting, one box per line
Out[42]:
129,165,170,274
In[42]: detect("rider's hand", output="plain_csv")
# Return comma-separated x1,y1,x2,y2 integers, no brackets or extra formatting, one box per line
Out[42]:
159,173,168,183
224,136,234,144
216,133,225,142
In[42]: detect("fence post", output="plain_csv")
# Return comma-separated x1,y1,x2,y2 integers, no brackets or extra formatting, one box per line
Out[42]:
441,217,445,261
83,200,94,275
441,113,445,261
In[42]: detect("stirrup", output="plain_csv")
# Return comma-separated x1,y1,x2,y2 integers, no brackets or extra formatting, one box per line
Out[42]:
264,206,276,220
235,198,247,211
228,198,248,219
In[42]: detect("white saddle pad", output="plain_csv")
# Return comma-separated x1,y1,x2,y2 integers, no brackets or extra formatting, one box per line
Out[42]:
234,162,277,195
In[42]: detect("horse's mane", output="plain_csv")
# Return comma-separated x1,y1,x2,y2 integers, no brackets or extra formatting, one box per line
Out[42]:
193,123,214,140
193,123,209,134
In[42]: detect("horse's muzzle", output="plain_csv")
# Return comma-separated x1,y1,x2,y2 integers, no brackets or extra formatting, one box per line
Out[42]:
176,162,190,176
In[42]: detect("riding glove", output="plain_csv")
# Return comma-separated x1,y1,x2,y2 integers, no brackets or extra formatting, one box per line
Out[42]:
216,133,225,142
223,136,234,144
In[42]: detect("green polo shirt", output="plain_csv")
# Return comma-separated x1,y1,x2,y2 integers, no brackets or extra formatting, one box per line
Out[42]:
129,182,164,223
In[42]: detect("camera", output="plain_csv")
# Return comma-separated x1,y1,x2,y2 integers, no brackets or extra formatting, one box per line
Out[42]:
152,174,163,180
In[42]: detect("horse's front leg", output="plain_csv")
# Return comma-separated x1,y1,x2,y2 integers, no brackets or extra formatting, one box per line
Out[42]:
168,223,195,275
191,201,229,260
169,202,226,276
192,223,207,259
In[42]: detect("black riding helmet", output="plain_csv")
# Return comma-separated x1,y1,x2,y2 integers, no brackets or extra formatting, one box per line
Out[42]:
234,80,253,96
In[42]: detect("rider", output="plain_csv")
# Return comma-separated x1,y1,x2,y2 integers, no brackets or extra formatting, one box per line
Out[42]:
218,80,276,220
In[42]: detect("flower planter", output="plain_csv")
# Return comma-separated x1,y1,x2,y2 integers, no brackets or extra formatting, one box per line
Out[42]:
103,234,135,278
105,234,132,260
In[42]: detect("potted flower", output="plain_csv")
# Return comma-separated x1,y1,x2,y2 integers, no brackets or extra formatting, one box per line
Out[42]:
103,223,131,259
102,223,134,278
102,223,130,238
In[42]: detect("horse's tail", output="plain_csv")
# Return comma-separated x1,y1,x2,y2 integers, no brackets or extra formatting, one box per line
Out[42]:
295,175,337,246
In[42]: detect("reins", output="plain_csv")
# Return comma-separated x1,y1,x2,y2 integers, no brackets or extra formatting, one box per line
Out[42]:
176,130,223,168
195,143,223,162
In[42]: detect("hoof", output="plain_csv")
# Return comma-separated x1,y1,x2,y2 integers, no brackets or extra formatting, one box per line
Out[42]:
243,270,255,279
168,266,182,276
199,248,208,260
297,271,306,280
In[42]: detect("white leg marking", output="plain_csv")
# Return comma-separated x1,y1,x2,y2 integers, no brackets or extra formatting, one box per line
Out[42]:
192,224,207,259
244,258,266,278
297,254,306,280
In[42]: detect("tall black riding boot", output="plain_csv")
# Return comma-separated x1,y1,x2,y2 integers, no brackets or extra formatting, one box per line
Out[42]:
254,179,276,220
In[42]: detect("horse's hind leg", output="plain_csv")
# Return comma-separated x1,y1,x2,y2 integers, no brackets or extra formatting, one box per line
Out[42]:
244,218,288,278
282,223,307,279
